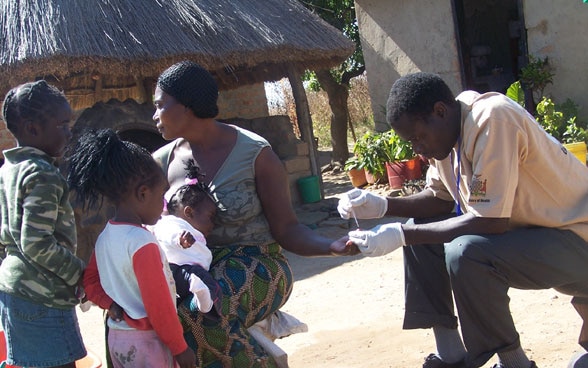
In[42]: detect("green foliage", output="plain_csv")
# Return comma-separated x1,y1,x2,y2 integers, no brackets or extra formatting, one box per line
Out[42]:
381,130,414,162
351,131,389,177
506,80,525,108
505,55,587,145
535,97,587,144
519,55,554,102
300,1,363,86
343,155,363,171
347,130,415,177
301,1,363,71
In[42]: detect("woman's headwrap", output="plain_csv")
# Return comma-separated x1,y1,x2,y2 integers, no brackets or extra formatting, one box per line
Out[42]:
157,61,219,118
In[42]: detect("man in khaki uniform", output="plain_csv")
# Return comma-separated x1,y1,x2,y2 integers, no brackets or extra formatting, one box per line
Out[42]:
338,72,588,368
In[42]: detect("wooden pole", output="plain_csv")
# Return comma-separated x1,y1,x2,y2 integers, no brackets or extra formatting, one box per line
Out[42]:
287,65,323,195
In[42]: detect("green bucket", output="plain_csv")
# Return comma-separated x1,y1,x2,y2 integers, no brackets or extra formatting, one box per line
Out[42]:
297,175,321,203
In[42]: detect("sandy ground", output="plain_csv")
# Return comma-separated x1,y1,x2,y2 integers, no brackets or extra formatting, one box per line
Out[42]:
76,157,587,368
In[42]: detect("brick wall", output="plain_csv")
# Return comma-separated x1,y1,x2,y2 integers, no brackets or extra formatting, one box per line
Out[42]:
218,83,269,120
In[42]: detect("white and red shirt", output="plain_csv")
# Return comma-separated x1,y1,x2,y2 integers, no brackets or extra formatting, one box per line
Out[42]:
83,221,187,355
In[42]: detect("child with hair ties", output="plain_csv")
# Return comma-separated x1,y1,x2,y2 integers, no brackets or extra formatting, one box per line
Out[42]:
149,159,222,318
0,80,86,368
67,128,195,368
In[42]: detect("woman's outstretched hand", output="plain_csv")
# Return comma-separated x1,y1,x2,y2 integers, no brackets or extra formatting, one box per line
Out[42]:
330,236,360,256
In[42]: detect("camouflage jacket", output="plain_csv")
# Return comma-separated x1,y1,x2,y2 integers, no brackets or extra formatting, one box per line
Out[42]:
0,146,85,308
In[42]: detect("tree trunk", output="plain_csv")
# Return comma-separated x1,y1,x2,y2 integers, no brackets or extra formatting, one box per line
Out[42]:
315,69,350,166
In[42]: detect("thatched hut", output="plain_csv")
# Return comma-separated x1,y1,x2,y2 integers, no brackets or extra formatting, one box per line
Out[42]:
0,0,353,106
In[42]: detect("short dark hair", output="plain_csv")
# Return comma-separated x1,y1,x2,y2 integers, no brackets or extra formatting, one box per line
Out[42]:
2,80,68,134
386,72,456,123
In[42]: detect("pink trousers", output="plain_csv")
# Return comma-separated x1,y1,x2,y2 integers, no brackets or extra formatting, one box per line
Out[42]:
108,328,175,368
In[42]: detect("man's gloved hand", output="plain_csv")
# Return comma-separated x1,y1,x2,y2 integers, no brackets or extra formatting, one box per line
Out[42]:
337,188,388,219
348,223,405,257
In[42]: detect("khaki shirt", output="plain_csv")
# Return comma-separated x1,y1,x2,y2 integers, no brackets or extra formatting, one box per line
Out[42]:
426,91,588,242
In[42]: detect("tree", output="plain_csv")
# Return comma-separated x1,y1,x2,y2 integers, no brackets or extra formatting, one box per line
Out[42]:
300,0,365,167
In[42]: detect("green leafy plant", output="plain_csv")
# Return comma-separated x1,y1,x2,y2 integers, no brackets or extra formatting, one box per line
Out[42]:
506,80,525,108
535,97,587,144
350,131,389,178
346,130,416,180
382,130,415,162
506,55,587,145
520,55,554,105
343,155,364,171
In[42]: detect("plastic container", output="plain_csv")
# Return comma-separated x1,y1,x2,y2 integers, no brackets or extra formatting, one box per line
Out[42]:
297,175,321,203
564,142,587,165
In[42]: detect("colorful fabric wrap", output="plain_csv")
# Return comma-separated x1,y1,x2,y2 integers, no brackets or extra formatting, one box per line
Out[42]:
178,242,293,368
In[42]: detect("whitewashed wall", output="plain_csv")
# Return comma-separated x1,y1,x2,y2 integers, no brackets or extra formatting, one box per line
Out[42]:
355,0,462,131
523,0,588,120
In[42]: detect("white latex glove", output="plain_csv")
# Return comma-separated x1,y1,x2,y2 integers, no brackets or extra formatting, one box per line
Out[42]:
348,222,405,257
337,188,388,220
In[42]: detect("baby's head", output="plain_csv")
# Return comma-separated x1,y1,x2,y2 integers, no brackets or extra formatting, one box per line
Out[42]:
166,159,217,236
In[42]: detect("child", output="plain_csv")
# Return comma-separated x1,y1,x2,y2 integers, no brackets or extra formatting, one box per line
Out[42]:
0,80,86,368
66,129,195,368
150,159,222,318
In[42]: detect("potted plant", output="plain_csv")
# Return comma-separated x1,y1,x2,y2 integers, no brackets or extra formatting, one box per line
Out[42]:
507,79,588,164
351,131,389,184
343,155,368,188
535,97,587,164
382,131,421,189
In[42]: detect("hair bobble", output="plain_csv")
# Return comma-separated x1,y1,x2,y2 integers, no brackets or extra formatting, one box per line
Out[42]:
185,178,199,185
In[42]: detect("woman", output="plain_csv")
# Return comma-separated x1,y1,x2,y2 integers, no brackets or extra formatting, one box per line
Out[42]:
152,61,357,367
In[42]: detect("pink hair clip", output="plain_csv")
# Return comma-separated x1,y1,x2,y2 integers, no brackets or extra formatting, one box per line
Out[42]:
185,178,198,185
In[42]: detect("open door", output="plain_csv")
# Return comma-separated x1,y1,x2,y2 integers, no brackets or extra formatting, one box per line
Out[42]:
453,0,527,93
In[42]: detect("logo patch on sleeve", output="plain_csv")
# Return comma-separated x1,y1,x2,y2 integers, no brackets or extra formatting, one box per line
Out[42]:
470,174,487,197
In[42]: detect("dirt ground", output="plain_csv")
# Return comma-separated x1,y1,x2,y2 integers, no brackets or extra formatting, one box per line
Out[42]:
76,152,587,368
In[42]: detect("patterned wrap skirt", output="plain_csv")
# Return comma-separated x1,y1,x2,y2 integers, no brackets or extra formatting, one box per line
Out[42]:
178,243,293,368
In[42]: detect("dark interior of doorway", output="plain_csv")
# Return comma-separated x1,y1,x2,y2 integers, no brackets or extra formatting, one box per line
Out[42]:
454,0,527,94
118,129,167,153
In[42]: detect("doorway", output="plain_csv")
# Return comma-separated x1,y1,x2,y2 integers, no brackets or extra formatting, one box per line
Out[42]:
454,0,527,93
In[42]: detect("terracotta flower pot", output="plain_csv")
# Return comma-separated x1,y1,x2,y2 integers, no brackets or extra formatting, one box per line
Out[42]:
347,168,368,188
385,161,406,189
365,170,385,185
403,157,422,180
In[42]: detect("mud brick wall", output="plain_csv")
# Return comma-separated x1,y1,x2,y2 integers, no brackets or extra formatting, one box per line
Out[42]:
218,83,269,120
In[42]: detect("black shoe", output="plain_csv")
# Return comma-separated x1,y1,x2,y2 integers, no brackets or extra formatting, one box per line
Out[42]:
490,362,537,368
423,353,466,368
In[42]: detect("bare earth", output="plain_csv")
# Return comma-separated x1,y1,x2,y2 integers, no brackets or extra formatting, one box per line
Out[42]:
76,154,586,368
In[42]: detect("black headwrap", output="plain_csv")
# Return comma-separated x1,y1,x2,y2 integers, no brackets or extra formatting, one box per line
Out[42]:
157,61,219,119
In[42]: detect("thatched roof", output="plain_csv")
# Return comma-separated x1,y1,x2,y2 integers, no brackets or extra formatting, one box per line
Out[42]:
0,0,354,109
